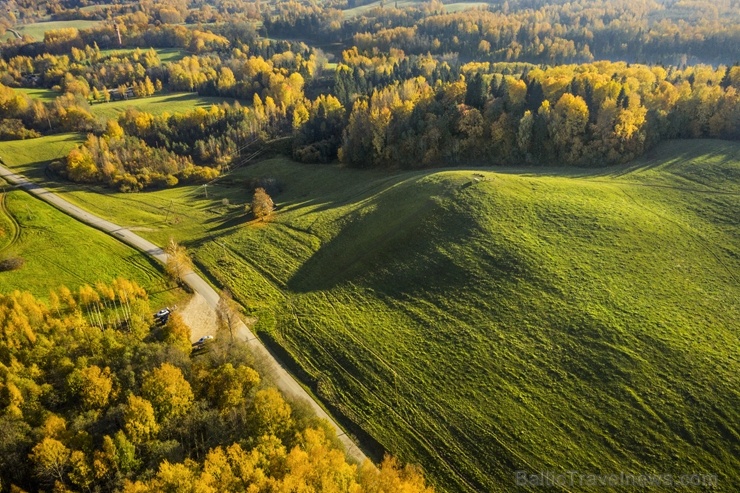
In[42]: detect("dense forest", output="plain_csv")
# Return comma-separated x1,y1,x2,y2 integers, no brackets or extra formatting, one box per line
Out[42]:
0,0,738,189
0,280,433,492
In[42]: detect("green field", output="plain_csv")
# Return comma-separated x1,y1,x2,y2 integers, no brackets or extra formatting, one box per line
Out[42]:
0,134,82,179
99,47,188,63
4,20,102,41
343,0,488,18
0,186,180,308
13,87,60,102
89,92,240,119
0,137,181,307
0,137,738,491
11,87,230,118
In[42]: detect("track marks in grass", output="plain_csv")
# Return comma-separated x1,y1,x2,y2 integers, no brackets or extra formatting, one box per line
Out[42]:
0,192,20,252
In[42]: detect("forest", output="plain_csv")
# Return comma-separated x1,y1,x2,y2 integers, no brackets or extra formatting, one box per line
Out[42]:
0,0,737,190
0,280,432,492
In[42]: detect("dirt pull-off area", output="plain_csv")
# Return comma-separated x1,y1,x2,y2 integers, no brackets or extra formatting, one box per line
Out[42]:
178,292,219,342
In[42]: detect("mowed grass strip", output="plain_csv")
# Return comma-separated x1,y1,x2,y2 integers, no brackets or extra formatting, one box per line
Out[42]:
0,137,738,491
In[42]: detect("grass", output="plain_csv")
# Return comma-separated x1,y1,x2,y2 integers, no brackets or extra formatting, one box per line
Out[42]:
13,87,59,102
0,185,180,309
4,20,102,41
444,2,490,13
342,0,488,18
88,92,241,119
1,137,738,492
99,47,188,63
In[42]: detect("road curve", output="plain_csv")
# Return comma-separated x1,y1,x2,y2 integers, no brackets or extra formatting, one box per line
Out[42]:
0,164,368,464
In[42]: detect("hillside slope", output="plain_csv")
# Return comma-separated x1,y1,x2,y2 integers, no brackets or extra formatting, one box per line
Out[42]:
195,140,739,492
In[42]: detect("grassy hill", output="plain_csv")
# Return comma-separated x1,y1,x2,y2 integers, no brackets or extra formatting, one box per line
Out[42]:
0,137,738,491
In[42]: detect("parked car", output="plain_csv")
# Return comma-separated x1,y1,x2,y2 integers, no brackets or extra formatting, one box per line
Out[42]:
194,335,213,345
154,308,171,325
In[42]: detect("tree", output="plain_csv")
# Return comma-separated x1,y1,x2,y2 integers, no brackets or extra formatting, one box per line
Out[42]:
29,437,71,487
164,238,193,286
464,72,487,109
217,289,241,343
548,93,589,164
66,365,114,409
141,363,194,422
251,388,293,438
206,363,260,410
251,188,274,220
161,312,192,354
123,395,159,444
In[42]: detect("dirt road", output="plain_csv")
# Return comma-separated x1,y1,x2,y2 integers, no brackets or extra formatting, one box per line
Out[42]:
0,164,367,463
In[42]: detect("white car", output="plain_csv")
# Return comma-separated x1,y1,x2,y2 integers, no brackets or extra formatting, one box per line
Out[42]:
195,335,213,345
154,308,171,319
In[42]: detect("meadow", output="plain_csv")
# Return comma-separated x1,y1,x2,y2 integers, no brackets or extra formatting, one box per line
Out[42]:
99,47,188,62
13,87,59,102
87,91,240,119
0,136,738,491
3,20,102,41
0,184,180,309
342,0,489,18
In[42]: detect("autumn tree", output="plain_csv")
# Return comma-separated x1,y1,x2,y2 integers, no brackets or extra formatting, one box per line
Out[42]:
251,187,274,220
161,312,192,354
205,363,260,411
164,238,193,286
123,394,160,444
29,438,71,487
548,93,589,164
66,365,114,409
141,363,194,422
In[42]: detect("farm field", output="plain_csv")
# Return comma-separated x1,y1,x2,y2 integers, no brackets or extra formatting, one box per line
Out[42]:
0,138,738,491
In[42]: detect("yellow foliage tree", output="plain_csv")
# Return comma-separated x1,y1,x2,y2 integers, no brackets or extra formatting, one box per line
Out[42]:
123,394,159,444
251,188,274,220
67,365,114,409
141,363,194,422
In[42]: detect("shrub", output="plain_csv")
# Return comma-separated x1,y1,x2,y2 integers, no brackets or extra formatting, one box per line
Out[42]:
0,256,25,271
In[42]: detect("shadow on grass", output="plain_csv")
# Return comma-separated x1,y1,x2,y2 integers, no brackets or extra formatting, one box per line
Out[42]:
285,178,530,295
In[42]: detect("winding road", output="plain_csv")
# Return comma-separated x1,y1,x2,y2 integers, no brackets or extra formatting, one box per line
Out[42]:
0,164,367,463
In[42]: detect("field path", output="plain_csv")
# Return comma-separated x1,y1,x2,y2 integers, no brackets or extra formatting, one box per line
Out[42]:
0,164,367,464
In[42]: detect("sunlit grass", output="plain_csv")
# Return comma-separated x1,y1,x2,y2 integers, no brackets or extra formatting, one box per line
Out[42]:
0,137,738,492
